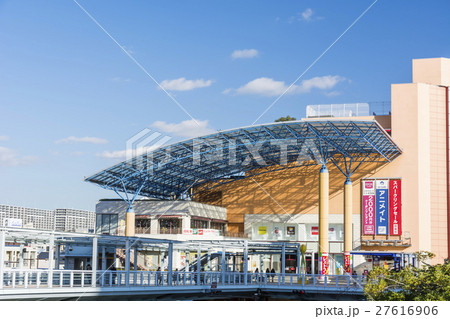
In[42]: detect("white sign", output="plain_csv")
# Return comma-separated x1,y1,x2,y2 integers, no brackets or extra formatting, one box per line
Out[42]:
3,218,23,228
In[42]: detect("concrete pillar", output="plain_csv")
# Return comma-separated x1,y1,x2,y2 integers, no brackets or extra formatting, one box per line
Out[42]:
168,243,173,285
48,234,55,287
311,252,315,274
185,252,190,272
281,243,285,284
92,237,98,287
125,207,135,237
18,244,24,269
344,179,353,274
125,239,130,286
207,250,211,271
0,231,5,289
221,248,226,283
197,246,201,285
55,244,60,270
243,241,248,285
101,247,106,270
318,166,329,275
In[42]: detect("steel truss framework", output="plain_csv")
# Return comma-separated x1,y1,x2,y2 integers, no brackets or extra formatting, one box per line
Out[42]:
85,120,402,201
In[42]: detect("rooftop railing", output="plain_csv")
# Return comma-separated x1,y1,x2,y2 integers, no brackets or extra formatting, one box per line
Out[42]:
306,102,391,118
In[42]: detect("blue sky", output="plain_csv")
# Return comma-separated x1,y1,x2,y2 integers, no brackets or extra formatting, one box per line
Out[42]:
1,0,449,211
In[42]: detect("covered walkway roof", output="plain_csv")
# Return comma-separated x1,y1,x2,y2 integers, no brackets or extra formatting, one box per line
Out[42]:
85,119,401,199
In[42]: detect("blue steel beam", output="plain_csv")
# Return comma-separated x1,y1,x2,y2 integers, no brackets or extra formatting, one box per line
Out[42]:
85,120,402,198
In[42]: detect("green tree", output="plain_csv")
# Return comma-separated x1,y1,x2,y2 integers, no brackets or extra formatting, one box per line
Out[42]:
364,252,450,301
274,115,297,122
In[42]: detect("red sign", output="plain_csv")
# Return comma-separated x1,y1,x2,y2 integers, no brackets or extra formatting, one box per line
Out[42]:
344,252,351,274
389,179,402,235
320,252,329,275
311,226,319,236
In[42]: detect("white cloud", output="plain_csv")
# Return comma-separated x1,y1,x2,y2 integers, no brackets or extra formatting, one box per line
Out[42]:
288,8,323,23
300,8,313,21
231,49,259,59
152,119,215,138
0,135,9,141
226,75,346,97
160,78,213,91
97,146,157,160
0,146,37,166
55,136,108,144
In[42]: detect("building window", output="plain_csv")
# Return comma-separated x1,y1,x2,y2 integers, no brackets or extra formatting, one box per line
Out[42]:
96,214,118,235
135,218,151,234
210,222,225,233
191,219,208,229
159,218,181,234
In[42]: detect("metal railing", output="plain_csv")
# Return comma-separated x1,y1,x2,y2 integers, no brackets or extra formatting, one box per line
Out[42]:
0,269,365,290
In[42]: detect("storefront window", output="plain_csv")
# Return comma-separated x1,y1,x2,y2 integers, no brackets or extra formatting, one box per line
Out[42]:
191,219,208,229
159,218,181,234
135,218,151,234
210,222,225,232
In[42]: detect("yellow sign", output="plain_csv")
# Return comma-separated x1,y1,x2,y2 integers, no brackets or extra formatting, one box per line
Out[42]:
258,226,267,235
120,220,125,227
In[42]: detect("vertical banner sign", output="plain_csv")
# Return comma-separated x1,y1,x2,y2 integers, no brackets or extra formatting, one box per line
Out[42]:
319,252,329,275
389,179,402,235
344,252,351,274
362,180,376,235
375,180,389,235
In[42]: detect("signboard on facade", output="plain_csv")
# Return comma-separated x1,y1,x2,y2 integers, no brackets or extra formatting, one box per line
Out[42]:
362,180,376,235
311,226,319,236
273,226,281,237
375,180,389,235
258,226,267,235
389,179,402,236
183,229,220,236
286,226,295,235
3,218,22,228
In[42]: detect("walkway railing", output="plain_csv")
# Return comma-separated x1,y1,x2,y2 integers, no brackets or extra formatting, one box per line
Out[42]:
1,269,365,290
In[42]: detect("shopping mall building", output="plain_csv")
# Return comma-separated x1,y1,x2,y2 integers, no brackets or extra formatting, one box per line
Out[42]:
89,57,450,275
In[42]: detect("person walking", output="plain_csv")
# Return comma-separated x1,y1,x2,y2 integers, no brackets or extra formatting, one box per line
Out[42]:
157,267,163,285
265,268,270,282
271,268,276,283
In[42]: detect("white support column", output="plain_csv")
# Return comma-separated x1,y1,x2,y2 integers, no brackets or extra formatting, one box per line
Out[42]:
0,231,5,289
125,239,130,286
168,243,173,285
185,251,190,272
197,246,201,285
296,245,301,275
18,244,24,269
281,243,286,284
221,248,226,283
48,234,55,288
319,166,329,275
55,244,60,270
311,252,315,274
207,250,211,271
92,237,98,288
101,247,106,270
243,241,248,285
